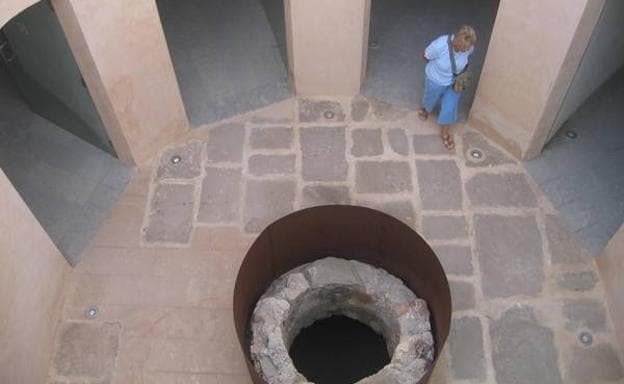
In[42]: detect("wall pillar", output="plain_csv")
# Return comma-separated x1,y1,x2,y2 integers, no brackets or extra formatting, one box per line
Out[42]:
286,0,370,96
469,0,605,159
52,0,188,165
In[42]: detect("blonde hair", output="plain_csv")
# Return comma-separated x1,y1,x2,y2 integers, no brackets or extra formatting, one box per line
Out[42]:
455,25,477,46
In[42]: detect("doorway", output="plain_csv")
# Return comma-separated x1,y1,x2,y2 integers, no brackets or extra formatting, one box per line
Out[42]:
156,0,291,127
0,1,132,265
363,0,500,121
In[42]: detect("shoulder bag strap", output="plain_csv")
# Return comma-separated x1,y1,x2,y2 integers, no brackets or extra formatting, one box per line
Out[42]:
447,34,458,76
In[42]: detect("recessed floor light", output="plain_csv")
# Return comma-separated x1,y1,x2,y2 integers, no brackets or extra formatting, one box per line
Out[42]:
170,155,182,164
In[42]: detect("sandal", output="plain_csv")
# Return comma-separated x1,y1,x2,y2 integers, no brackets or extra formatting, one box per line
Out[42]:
442,133,455,150
417,108,429,121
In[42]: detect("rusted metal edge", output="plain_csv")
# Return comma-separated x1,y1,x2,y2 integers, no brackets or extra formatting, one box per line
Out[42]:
233,205,452,384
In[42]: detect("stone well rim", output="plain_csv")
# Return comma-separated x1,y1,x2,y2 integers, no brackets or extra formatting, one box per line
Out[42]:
233,205,452,384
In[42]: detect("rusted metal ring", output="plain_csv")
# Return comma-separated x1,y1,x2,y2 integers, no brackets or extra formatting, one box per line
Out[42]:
233,205,452,384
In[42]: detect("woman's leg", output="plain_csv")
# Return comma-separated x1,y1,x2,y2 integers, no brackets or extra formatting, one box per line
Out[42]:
420,78,446,120
437,88,461,149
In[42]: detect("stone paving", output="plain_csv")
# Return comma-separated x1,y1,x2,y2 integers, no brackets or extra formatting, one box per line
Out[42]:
48,97,623,384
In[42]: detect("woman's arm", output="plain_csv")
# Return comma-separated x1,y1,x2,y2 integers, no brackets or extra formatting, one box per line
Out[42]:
424,35,444,60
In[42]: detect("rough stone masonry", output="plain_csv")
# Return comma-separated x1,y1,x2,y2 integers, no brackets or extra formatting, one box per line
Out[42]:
250,257,434,384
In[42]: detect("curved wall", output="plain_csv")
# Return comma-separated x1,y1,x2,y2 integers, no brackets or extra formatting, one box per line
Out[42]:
0,168,69,384
0,0,37,27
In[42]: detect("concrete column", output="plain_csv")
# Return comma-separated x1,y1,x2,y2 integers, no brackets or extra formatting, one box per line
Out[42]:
469,0,605,159
0,168,69,384
286,0,370,96
597,224,624,349
52,0,189,165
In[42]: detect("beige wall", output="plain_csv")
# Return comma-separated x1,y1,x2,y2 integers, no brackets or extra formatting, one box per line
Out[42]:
597,223,624,349
469,0,605,159
286,0,370,95
52,0,189,165
0,0,37,27
0,168,69,384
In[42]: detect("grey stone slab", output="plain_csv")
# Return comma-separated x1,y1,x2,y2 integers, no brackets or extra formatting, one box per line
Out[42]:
351,128,383,157
355,161,412,193
249,100,293,125
413,134,451,155
566,344,624,384
53,322,120,380
449,316,485,380
301,185,350,208
432,245,473,276
351,95,370,122
299,99,346,123
416,160,462,210
558,271,597,292
156,141,202,180
366,200,416,228
563,298,607,332
198,167,242,223
462,131,515,168
205,122,245,163
475,214,544,298
490,306,562,384
545,214,592,264
300,126,348,182
371,99,409,121
249,126,293,150
244,179,295,233
388,128,409,156
422,215,468,240
449,280,475,311
248,154,295,176
466,172,538,208
144,183,195,243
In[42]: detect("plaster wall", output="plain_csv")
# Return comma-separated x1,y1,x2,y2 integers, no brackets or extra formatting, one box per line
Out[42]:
286,0,370,95
51,0,188,165
597,223,624,349
0,168,69,384
550,0,624,138
0,0,36,27
469,0,605,159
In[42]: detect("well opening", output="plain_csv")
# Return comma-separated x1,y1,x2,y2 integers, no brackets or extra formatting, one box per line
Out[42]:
289,315,390,384
234,205,452,384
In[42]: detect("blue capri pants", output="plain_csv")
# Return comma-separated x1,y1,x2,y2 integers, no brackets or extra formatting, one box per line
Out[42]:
422,77,461,125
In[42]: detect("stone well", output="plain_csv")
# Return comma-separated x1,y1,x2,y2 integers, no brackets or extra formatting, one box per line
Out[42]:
233,205,452,384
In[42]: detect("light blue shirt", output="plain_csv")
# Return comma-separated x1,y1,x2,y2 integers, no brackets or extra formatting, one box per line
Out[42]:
424,34,473,86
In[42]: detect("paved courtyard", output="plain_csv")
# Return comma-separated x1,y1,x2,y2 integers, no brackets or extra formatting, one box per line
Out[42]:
48,97,623,383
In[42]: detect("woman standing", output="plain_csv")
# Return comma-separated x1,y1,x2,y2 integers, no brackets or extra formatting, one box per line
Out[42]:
418,26,477,149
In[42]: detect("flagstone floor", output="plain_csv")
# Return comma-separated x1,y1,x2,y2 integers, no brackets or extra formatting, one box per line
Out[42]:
48,97,623,384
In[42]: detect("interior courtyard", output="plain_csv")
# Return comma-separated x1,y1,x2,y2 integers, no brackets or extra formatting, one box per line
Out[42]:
1,0,623,383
